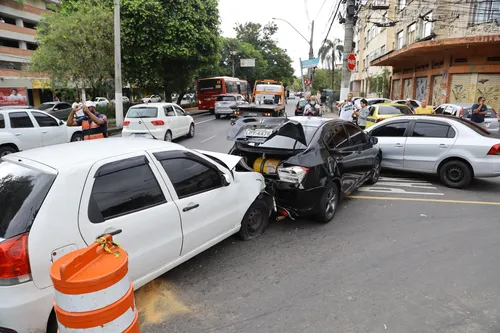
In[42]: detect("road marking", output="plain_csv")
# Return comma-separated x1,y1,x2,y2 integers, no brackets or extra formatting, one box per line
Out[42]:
379,177,429,183
376,182,437,189
358,187,444,196
200,135,216,143
195,118,215,125
348,195,500,205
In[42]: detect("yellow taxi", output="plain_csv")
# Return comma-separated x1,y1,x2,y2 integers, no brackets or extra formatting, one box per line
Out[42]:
365,103,414,128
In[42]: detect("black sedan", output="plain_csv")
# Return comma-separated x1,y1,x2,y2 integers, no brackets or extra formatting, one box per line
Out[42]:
295,98,307,116
227,116,381,223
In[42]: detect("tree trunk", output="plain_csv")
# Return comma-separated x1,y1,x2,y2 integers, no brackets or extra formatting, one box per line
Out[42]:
176,92,185,105
332,52,335,91
164,81,172,103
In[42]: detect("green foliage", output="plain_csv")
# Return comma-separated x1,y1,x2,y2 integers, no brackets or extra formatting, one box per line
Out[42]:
367,68,391,98
29,2,114,91
312,68,342,91
218,38,267,85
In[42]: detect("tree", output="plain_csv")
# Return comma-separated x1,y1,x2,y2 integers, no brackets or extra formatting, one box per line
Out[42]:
29,2,114,95
312,69,330,92
318,38,343,90
120,0,221,102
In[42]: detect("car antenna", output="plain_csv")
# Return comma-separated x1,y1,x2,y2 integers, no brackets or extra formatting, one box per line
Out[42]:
137,108,158,140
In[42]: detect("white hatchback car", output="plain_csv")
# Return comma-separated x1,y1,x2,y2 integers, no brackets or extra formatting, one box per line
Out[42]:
0,138,273,333
0,108,83,156
122,103,195,141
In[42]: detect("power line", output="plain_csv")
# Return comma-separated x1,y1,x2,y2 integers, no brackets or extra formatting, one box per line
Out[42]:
314,0,329,21
319,0,343,54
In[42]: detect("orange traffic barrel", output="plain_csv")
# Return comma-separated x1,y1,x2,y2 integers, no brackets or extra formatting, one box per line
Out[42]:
50,233,140,333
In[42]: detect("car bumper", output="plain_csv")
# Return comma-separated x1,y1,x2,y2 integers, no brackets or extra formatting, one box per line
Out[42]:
215,107,234,115
273,182,325,215
122,128,167,139
0,282,54,333
470,157,500,177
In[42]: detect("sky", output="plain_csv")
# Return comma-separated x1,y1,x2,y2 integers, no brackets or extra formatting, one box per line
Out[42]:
218,0,344,77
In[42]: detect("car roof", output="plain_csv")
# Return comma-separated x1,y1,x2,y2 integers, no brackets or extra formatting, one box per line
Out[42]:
0,108,34,113
8,138,186,170
129,102,176,108
289,116,339,127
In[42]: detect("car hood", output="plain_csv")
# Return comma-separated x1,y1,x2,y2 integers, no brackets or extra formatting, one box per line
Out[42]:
195,150,242,171
227,117,307,146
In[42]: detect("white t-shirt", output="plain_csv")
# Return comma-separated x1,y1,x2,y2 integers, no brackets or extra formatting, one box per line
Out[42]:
72,102,84,117
340,101,354,121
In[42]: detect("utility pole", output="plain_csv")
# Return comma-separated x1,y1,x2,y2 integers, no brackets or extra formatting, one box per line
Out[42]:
113,0,123,128
299,58,305,92
307,21,315,84
230,51,238,77
340,0,356,101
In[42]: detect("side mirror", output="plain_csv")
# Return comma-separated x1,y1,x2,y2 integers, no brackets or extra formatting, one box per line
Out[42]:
59,120,64,126
370,136,378,145
221,172,232,186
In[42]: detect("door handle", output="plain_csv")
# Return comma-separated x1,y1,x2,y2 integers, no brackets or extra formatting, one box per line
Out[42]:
42,131,48,134
395,143,403,147
438,144,448,148
14,133,21,136
183,203,199,212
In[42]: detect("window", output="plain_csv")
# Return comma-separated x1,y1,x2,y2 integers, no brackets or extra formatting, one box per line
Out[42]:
372,121,408,137
345,124,368,146
237,96,244,102
225,81,239,94
9,112,33,128
164,106,175,117
89,162,166,223
37,103,55,111
412,122,455,138
407,23,416,44
216,95,236,102
0,114,4,129
378,105,412,115
160,158,222,198
398,0,406,10
32,112,59,127
325,125,349,149
173,105,185,116
126,107,158,118
397,30,404,49
422,12,433,37
363,59,366,70
59,103,72,109
472,0,500,24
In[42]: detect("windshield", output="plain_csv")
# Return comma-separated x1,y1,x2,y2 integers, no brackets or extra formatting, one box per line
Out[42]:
37,103,55,111
298,99,307,107
0,161,55,239
126,107,158,118
198,79,223,92
249,125,318,150
217,96,236,101
379,105,412,115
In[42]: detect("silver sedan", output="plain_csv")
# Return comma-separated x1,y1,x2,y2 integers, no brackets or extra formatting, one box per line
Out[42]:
366,115,500,188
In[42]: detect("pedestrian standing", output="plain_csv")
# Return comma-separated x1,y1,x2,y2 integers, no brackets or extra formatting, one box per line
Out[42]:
338,92,356,122
414,100,434,114
320,92,327,114
355,99,369,130
405,98,415,112
67,101,108,140
471,96,488,128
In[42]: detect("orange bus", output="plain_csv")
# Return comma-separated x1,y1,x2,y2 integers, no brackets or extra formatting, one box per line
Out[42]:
197,76,249,113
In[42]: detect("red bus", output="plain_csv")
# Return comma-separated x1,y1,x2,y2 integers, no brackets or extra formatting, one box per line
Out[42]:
197,76,249,112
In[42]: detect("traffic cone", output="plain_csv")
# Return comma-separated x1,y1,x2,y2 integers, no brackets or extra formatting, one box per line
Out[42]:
50,233,139,332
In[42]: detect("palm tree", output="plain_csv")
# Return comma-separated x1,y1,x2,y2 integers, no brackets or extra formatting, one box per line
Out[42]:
319,38,343,90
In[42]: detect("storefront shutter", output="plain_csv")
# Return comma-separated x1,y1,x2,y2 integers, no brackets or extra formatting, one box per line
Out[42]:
431,75,442,107
450,74,474,104
476,74,500,113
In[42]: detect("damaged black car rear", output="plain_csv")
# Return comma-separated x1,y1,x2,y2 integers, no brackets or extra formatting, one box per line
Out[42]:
228,116,382,223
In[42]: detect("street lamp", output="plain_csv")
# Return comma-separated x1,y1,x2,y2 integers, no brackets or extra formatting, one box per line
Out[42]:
272,17,314,61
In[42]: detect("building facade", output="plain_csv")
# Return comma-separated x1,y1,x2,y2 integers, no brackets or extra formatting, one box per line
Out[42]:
371,0,500,111
351,0,396,98
0,0,59,106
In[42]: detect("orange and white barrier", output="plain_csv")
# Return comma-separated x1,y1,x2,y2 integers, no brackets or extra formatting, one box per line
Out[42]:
50,234,139,333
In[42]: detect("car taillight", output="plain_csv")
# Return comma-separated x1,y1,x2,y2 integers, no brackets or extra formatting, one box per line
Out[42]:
277,166,309,184
0,233,32,286
487,144,500,155
263,113,272,117
234,111,242,115
376,118,384,123
123,121,130,126
151,120,164,126
296,106,298,111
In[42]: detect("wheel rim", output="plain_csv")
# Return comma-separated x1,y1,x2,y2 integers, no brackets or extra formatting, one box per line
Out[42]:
190,125,194,136
1,150,12,157
325,187,337,219
446,166,464,183
373,159,381,181
74,136,83,142
246,208,264,237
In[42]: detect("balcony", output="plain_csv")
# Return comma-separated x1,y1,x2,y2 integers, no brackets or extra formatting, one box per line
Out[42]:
0,22,36,43
0,46,33,57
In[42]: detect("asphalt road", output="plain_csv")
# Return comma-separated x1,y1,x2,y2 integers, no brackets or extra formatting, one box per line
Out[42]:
138,100,500,333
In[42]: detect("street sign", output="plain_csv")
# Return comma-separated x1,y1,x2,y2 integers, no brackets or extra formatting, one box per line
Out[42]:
304,78,312,86
301,58,320,69
347,53,356,71
240,58,256,67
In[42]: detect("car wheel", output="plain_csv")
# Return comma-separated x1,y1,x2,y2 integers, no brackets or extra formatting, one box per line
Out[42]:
238,200,269,241
71,132,84,142
439,160,472,189
164,131,172,142
187,123,195,138
215,114,221,119
316,182,339,224
0,145,17,157
46,311,58,333
366,156,381,185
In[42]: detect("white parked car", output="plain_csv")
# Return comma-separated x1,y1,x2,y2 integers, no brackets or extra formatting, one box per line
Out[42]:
141,95,162,103
111,96,131,104
93,97,110,106
122,103,195,141
0,138,273,333
366,115,500,188
0,108,83,156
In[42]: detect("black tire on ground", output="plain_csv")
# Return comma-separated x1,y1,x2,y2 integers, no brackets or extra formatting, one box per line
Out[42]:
209,109,214,115
0,145,17,157
316,182,339,224
238,200,270,241
164,131,172,142
46,311,57,333
71,132,84,142
187,123,195,138
439,160,472,189
366,156,381,185
215,114,221,119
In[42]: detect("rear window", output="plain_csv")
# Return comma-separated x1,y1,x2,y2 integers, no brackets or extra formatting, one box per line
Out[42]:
379,105,412,115
0,161,55,239
298,99,307,107
198,79,222,92
253,125,319,150
217,96,236,101
36,103,54,111
126,107,158,118
0,114,4,128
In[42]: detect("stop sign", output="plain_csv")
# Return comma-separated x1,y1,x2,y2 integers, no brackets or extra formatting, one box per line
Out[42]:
347,53,356,71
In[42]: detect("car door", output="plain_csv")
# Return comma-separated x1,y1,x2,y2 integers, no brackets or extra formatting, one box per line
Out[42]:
173,104,190,135
344,123,376,180
369,120,410,168
31,111,67,146
164,105,182,138
151,150,240,256
78,153,183,283
404,120,458,171
7,111,42,150
366,106,377,128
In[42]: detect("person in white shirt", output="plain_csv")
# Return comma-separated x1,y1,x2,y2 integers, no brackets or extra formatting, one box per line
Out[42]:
7,88,24,101
338,92,355,121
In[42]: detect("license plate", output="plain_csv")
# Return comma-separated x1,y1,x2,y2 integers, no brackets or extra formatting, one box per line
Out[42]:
248,112,259,116
135,133,146,137
244,128,274,137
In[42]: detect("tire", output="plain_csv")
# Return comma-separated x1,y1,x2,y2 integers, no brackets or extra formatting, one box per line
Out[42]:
71,132,84,142
238,200,269,241
439,160,472,189
46,311,58,333
316,182,339,224
366,156,381,185
187,123,195,138
215,114,221,119
164,131,172,142
0,145,17,157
